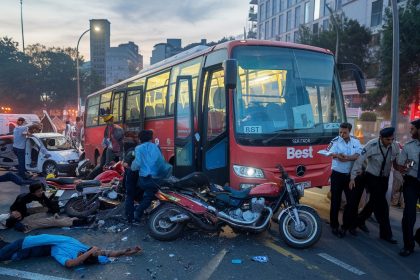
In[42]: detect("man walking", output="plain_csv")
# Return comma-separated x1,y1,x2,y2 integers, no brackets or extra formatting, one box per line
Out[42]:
12,117,29,178
327,122,362,237
396,119,420,256
350,127,400,244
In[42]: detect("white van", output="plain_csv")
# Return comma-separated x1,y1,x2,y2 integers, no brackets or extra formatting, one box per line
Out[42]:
0,114,41,135
0,133,80,175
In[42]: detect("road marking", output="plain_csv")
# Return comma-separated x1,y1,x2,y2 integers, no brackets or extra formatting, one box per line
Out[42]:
194,248,227,280
263,240,338,280
318,253,366,276
264,240,304,262
0,267,70,280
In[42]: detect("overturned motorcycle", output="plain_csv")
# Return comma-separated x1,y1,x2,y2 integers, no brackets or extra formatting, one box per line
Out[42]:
148,166,322,249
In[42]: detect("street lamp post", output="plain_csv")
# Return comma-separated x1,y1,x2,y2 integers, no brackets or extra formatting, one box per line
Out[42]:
76,28,90,116
325,3,340,63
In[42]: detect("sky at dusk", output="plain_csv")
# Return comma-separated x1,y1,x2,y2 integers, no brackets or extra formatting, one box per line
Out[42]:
0,0,250,65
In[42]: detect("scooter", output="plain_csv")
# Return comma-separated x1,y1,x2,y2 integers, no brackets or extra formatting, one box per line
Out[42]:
45,161,125,208
63,178,124,218
147,165,322,249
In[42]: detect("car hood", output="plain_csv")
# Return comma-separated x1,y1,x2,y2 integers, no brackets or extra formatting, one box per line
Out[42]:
49,149,79,162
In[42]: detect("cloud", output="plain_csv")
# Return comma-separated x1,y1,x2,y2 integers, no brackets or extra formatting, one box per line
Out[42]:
0,0,249,62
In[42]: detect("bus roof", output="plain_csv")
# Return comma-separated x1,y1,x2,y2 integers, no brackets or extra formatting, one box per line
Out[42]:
87,40,333,99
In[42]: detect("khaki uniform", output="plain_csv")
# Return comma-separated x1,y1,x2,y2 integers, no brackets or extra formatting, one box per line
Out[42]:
397,139,420,250
21,212,76,233
351,138,400,180
350,138,400,239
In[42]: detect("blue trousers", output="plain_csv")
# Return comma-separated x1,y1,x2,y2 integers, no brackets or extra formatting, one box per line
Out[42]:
13,147,26,177
0,172,36,185
0,239,51,261
134,176,160,221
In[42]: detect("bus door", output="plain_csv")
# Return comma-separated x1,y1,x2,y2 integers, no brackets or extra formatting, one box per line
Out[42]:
173,76,196,177
200,68,229,186
114,86,144,151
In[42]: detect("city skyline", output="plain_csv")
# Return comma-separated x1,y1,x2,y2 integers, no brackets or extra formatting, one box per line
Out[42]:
0,0,249,65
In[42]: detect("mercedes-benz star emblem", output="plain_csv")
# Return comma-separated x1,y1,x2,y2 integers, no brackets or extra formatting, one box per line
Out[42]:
296,165,306,177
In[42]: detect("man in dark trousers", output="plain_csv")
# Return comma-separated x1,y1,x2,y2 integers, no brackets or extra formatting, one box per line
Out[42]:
349,127,400,244
396,119,420,256
327,122,362,237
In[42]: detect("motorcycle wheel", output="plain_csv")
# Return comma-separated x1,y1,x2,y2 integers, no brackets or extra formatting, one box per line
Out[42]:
65,196,100,218
279,205,322,249
148,204,186,241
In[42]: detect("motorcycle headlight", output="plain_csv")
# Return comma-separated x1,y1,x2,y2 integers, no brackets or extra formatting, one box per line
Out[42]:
233,165,264,178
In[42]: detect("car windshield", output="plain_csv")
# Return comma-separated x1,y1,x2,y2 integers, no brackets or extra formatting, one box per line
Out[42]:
232,46,345,146
41,136,72,151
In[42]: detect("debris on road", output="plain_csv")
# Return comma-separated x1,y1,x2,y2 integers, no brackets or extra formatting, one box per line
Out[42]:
251,256,269,263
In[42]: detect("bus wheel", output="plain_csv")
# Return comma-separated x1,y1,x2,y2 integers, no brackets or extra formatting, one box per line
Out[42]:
43,161,58,176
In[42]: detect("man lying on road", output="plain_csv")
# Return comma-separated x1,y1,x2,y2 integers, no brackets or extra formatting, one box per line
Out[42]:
0,234,142,267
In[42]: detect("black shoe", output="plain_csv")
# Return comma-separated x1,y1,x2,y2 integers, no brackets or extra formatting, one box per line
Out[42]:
358,224,369,233
348,229,358,236
381,237,398,244
332,228,345,238
415,228,420,246
398,248,414,257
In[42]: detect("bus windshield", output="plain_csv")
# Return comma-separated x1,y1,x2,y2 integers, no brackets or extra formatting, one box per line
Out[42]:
232,46,345,146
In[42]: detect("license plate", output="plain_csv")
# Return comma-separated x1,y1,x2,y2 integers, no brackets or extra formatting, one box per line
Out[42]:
296,181,311,189
55,190,64,197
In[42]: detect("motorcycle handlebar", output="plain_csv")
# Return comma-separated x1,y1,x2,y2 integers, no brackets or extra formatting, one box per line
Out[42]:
276,164,289,180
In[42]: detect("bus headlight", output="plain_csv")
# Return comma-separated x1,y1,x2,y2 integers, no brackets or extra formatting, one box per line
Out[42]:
233,165,264,178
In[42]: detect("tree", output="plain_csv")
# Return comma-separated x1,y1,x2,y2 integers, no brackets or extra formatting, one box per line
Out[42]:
0,37,38,111
297,14,372,76
369,0,420,113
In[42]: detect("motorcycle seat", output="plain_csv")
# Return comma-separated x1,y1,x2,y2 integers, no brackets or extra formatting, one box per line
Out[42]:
221,186,251,199
46,177,76,184
76,180,101,192
165,172,210,191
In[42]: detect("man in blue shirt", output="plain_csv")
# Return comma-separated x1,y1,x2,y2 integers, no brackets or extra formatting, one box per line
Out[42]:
0,234,142,267
326,122,362,237
133,130,172,222
12,117,29,178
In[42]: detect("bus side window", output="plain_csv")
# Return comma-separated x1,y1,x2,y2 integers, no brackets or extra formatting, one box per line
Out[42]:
86,95,100,127
98,92,112,125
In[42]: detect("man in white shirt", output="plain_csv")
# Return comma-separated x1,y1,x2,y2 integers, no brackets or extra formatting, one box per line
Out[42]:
13,117,29,178
327,122,362,237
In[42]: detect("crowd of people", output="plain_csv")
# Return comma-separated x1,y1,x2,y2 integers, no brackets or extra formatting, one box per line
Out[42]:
327,119,420,257
1,113,419,268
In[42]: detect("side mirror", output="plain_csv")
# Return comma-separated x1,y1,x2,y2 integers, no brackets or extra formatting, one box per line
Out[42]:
223,59,238,90
337,63,366,94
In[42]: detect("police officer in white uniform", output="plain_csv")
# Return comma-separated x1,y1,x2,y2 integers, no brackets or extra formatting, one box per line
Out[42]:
396,119,420,256
350,127,400,244
327,122,362,237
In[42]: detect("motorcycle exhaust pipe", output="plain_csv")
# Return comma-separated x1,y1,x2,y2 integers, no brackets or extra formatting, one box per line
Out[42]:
169,213,190,223
218,207,273,231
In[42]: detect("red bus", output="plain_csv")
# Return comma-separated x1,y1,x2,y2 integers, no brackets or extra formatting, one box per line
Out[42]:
84,40,364,190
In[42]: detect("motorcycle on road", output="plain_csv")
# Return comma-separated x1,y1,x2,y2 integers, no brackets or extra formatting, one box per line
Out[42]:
147,165,322,249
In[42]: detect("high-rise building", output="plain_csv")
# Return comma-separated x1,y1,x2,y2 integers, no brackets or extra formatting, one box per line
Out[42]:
150,39,183,65
106,42,143,86
90,19,110,90
256,0,406,43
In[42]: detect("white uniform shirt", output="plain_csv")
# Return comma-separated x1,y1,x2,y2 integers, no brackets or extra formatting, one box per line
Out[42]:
328,136,363,174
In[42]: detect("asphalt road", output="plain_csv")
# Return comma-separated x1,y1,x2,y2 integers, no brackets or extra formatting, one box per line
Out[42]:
0,171,419,280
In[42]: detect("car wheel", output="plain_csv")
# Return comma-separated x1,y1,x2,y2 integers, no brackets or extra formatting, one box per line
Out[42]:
43,161,58,176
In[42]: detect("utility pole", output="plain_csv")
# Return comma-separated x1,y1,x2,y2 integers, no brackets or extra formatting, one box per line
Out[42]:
390,0,400,128
20,0,25,53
